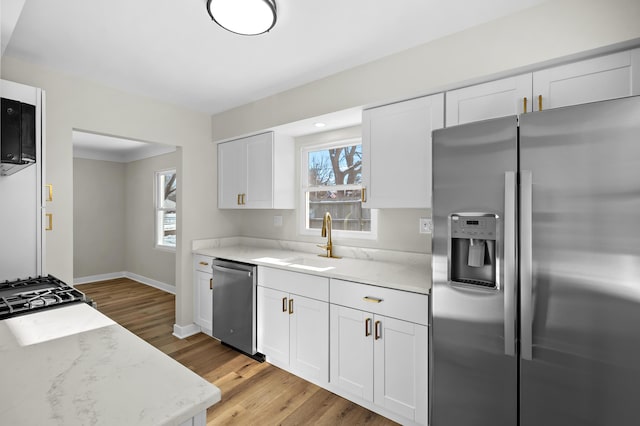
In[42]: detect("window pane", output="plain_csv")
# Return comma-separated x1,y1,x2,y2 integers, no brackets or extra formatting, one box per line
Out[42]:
308,145,362,186
159,171,177,209
307,190,371,232
158,210,176,247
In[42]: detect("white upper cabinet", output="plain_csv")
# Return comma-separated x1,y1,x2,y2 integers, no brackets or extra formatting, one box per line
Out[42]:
533,48,640,111
446,48,640,127
217,131,294,209
362,93,444,209
445,73,532,127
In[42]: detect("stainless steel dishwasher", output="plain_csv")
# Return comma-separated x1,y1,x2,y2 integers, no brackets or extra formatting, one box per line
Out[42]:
211,258,259,357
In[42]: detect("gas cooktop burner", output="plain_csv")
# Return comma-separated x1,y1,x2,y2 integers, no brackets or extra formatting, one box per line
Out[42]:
0,275,87,320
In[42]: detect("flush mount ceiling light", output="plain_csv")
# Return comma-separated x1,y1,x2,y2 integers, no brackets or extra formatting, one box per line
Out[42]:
206,0,277,36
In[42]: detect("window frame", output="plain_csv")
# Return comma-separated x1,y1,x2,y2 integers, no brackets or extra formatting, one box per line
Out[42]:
298,138,377,240
154,168,177,251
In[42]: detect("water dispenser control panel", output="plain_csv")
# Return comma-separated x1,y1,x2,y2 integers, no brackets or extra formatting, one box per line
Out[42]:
450,215,497,240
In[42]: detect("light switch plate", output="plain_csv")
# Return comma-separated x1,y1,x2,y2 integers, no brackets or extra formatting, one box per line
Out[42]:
419,217,433,234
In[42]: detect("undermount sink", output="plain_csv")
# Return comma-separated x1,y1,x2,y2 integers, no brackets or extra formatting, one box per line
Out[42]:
251,256,337,272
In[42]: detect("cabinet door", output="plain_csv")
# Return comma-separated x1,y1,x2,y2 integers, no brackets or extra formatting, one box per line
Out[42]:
245,132,273,208
362,93,444,209
257,286,290,367
533,48,640,111
194,269,213,334
330,305,374,401
289,295,329,384
217,140,244,208
446,73,532,126
373,316,428,425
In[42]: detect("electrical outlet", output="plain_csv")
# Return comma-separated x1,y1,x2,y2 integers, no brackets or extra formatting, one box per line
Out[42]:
419,217,433,234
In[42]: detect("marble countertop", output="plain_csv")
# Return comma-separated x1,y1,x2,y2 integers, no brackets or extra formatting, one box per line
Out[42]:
0,303,221,425
193,238,431,294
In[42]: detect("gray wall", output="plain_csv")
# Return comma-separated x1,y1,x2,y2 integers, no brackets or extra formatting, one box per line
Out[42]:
73,158,126,278
125,152,177,285
73,151,178,285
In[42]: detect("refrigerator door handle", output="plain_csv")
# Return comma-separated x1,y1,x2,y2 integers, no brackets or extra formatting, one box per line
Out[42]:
504,172,517,356
521,170,533,360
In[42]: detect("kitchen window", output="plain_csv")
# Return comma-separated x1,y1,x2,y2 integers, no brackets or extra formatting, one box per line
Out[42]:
300,139,376,238
155,169,176,249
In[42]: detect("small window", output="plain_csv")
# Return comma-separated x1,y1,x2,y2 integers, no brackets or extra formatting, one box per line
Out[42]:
155,169,176,249
300,139,376,238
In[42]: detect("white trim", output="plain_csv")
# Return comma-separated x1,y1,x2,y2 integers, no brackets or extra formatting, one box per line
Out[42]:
173,323,201,339
74,271,127,285
73,271,176,295
125,272,176,294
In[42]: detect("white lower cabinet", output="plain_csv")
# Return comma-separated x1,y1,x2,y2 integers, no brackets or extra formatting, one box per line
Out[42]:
193,255,213,336
257,267,329,385
329,279,429,426
256,267,429,425
330,305,428,425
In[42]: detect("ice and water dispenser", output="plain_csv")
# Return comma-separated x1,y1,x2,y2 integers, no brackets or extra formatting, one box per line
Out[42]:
449,213,498,289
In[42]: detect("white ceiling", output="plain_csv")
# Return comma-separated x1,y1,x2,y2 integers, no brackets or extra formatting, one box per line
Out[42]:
4,0,548,116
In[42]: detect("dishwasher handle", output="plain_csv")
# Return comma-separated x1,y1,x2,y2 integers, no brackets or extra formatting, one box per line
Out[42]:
212,264,253,277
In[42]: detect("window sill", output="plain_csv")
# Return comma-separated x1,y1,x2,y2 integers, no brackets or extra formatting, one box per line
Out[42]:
154,244,176,253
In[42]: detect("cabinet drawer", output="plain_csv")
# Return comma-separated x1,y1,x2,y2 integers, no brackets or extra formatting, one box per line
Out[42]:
258,266,329,302
194,255,213,273
330,279,428,325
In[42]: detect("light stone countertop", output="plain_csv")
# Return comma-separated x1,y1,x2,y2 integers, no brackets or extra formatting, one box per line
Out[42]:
0,303,221,425
193,237,431,294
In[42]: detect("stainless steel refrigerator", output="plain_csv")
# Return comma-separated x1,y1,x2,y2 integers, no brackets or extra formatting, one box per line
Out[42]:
431,95,640,426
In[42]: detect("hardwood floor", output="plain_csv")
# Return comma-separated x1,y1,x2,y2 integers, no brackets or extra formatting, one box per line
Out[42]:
76,278,398,425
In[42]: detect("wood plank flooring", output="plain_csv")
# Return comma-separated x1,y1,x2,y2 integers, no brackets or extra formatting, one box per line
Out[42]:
76,278,398,425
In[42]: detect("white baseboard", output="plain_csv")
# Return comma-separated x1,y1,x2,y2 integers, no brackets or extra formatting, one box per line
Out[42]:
74,272,127,285
124,272,175,295
173,323,201,339
74,271,175,295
